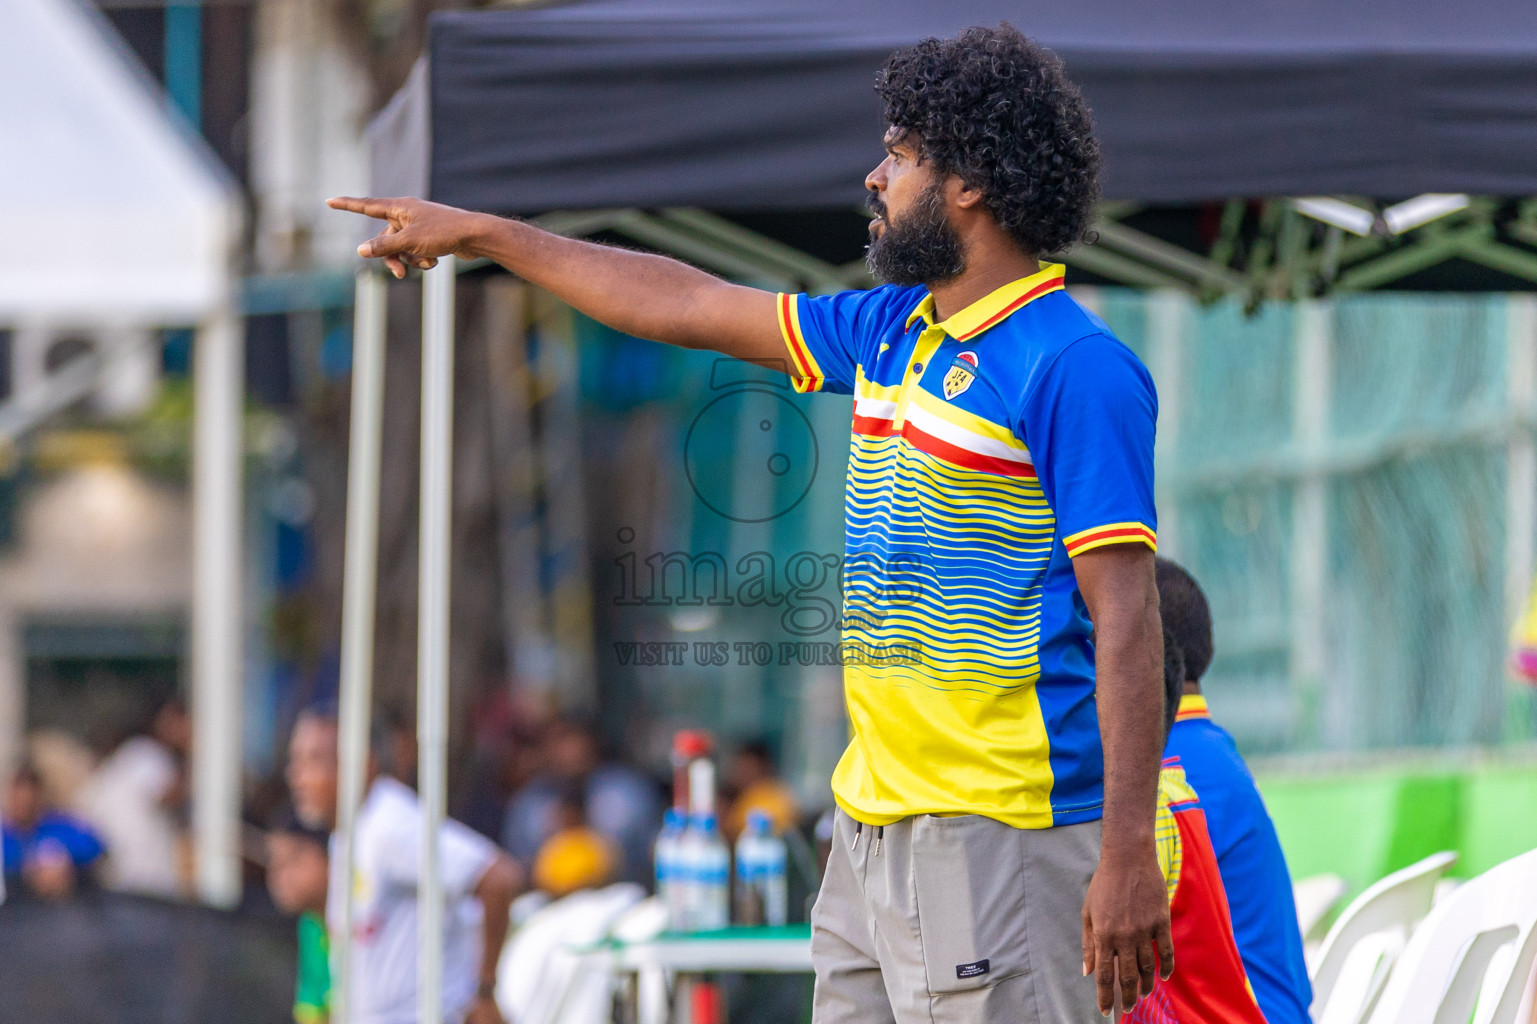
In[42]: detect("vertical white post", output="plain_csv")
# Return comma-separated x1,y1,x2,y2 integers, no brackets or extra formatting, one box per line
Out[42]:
418,257,455,1024
191,306,244,907
1147,290,1186,556
1291,301,1331,745
1506,296,1537,630
333,270,387,1023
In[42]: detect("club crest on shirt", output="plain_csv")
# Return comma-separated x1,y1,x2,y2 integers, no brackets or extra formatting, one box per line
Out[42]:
943,351,978,400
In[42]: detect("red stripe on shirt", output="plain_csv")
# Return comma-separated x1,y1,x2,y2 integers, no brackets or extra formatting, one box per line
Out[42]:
1066,525,1156,555
900,421,1039,478
779,293,816,381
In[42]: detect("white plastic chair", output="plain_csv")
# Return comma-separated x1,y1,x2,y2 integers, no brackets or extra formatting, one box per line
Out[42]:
1310,851,1458,1024
1365,847,1537,1024
497,882,646,1024
1296,874,1349,941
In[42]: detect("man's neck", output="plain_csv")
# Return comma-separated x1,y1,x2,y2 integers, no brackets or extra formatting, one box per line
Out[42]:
1181,681,1202,696
927,246,1039,323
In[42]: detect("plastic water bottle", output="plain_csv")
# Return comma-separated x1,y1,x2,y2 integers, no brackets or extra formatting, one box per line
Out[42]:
735,811,788,927
688,811,730,931
654,808,685,930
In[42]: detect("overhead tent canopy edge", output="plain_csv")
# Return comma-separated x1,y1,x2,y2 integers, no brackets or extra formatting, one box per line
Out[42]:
370,0,1537,212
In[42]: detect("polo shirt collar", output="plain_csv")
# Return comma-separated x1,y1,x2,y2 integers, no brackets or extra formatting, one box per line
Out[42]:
1175,693,1211,721
903,262,1067,340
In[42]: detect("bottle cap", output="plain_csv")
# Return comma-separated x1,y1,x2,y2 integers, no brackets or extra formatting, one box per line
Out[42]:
663,808,684,829
672,729,714,760
691,810,717,832
746,810,773,834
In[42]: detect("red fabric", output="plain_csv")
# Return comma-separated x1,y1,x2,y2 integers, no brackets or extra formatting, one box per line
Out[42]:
1127,805,1270,1024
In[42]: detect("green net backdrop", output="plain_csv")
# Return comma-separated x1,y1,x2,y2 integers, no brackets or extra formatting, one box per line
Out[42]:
577,289,1537,799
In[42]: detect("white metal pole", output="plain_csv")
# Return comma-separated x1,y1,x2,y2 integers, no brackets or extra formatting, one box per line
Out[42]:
191,305,244,907
418,257,456,1024
1505,295,1537,632
1147,289,1187,558
1290,300,1332,745
333,270,387,1024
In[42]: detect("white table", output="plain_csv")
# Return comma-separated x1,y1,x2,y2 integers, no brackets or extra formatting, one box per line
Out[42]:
569,926,813,1024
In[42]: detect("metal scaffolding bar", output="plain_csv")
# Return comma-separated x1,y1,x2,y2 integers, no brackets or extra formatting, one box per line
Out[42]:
417,257,456,1024
190,305,243,908
333,270,387,1024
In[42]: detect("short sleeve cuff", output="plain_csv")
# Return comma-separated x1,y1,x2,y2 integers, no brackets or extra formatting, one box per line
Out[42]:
777,293,826,393
1064,521,1157,558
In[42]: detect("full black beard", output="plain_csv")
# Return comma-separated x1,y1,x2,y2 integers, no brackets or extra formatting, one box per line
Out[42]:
865,183,966,287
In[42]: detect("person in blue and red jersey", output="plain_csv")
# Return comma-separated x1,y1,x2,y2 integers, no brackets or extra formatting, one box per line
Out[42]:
1158,559,1312,1024
334,24,1173,1021
1125,634,1268,1024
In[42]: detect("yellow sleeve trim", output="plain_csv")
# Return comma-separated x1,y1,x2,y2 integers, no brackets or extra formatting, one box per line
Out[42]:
1063,521,1157,558
777,292,825,393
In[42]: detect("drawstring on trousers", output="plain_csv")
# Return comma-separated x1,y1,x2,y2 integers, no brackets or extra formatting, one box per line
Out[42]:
850,821,885,855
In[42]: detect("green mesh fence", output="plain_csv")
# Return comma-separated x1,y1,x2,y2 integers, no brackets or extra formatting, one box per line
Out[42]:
1094,288,1537,756
577,290,1537,789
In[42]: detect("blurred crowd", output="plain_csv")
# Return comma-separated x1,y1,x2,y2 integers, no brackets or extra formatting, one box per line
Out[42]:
3,698,191,902
3,697,797,906
2,691,801,1024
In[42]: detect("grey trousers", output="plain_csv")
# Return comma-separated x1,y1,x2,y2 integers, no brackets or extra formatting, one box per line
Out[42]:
810,809,1103,1024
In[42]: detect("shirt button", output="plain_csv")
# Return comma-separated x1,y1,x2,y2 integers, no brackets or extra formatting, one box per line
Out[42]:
912,362,923,373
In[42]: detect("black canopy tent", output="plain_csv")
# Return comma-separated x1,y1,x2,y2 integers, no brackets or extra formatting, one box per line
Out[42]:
368,0,1537,294
372,0,1537,210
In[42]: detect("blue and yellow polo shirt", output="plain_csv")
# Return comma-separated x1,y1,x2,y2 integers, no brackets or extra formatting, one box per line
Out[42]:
777,263,1158,829
1166,695,1313,1024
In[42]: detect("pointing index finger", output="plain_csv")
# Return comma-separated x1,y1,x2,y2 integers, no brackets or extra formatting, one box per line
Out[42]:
327,196,394,219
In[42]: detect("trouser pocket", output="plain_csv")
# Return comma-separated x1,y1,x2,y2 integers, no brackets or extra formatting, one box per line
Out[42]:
909,814,1030,994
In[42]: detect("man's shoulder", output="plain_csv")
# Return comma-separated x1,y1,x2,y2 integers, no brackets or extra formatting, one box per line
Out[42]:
1000,297,1147,396
359,777,421,836
805,284,925,333
1165,719,1268,829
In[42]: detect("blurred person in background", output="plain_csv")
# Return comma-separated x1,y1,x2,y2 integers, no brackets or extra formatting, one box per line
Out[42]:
74,696,190,898
1128,633,1268,1024
287,708,522,1024
722,740,798,841
1157,558,1312,1024
267,806,333,1024
530,783,616,898
456,692,542,842
3,761,104,900
501,717,661,886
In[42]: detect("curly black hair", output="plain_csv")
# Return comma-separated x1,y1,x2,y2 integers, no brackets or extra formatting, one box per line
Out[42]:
1156,557,1214,683
876,24,1101,257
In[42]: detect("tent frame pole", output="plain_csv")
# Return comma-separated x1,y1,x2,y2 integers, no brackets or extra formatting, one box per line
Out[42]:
190,304,243,907
418,257,456,1024
333,269,387,1023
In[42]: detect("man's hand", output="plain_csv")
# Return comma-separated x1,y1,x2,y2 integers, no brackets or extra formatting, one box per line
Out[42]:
464,994,506,1024
327,197,494,279
328,195,785,366
1082,845,1174,1014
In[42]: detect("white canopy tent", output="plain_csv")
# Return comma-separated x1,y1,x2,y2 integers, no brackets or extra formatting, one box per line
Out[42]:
0,0,245,905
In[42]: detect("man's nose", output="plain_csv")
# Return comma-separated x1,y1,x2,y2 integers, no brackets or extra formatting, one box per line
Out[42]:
865,157,890,194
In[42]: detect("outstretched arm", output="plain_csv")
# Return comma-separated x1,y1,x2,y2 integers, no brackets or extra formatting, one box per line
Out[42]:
328,197,786,367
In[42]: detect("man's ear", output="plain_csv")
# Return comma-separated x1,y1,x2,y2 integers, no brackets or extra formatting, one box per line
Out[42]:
951,176,985,211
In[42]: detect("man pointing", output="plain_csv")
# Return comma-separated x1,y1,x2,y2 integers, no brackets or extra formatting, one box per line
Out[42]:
336,24,1169,1022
